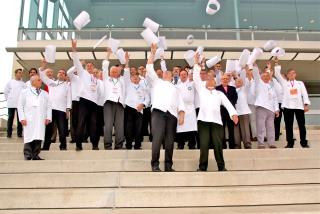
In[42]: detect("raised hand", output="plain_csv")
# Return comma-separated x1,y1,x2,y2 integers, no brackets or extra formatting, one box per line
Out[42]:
71,39,77,52
106,47,112,60
125,51,130,67
194,52,200,65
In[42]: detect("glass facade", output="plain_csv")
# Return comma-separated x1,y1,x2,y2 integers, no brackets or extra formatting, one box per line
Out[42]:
20,0,320,30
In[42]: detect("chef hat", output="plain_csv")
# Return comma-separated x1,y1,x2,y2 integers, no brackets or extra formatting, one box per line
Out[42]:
143,18,160,33
206,0,221,15
158,36,168,50
225,60,236,73
247,47,263,65
115,48,126,65
141,28,160,46
73,11,91,30
44,45,56,63
271,47,286,57
206,56,221,68
184,50,195,67
93,35,107,50
263,40,277,51
107,38,121,54
238,49,250,68
186,34,194,45
154,48,165,62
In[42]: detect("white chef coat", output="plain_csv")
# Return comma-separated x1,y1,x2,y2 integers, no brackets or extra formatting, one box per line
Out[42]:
252,66,279,113
39,68,71,112
72,52,99,104
146,64,185,118
193,64,238,125
17,87,52,144
176,80,197,132
67,66,82,102
102,60,126,107
4,79,26,108
274,65,310,110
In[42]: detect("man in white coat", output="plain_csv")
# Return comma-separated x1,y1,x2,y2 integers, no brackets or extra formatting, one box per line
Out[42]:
4,68,26,138
39,59,71,150
18,75,52,160
147,44,185,172
175,69,197,149
274,59,311,148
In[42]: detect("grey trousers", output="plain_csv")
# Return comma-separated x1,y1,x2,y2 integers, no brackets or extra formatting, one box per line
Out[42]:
24,140,41,159
234,114,251,148
256,106,275,146
103,101,125,149
249,104,257,138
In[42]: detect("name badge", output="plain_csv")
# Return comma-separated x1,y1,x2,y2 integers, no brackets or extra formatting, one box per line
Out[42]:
90,84,97,92
290,88,298,95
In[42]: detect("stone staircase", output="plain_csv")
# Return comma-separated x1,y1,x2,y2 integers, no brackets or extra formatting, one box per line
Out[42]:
0,129,319,213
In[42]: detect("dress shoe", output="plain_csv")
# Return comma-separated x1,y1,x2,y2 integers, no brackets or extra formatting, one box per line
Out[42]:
60,147,67,151
197,168,207,172
152,166,161,172
285,145,294,148
218,167,228,171
17,134,22,138
7,134,12,138
258,144,266,149
165,168,175,172
24,157,32,160
251,137,257,141
302,145,310,148
269,145,277,149
33,156,44,160
92,146,99,150
76,146,83,151
244,143,252,149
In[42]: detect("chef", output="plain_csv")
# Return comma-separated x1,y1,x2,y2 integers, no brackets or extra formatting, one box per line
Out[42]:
17,75,52,160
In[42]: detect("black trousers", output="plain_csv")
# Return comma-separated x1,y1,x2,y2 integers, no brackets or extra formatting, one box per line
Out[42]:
97,105,104,137
43,110,67,150
125,106,143,149
76,98,98,149
70,101,79,141
198,121,225,171
222,115,236,149
151,109,177,170
24,140,41,159
274,103,283,141
141,107,152,141
195,108,200,149
7,108,22,137
283,108,308,147
176,131,197,149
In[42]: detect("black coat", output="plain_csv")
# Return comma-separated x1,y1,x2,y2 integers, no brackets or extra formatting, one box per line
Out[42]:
216,85,238,119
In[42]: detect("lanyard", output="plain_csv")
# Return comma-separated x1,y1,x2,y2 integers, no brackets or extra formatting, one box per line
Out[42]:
133,84,140,91
290,80,294,88
111,78,118,86
57,80,65,86
91,76,97,85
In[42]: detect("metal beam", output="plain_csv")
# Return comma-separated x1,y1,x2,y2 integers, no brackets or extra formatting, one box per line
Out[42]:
6,47,320,54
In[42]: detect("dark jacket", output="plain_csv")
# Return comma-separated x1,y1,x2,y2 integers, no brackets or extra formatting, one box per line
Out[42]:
216,85,238,119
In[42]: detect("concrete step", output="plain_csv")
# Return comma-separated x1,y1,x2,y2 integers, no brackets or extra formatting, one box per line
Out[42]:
0,169,319,189
0,185,319,209
0,158,319,173
1,205,320,214
0,148,319,160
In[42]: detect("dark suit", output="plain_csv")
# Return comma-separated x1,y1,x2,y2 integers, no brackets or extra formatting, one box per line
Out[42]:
216,85,238,149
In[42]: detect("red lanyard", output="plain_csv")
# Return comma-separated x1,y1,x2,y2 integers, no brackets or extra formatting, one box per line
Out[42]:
290,81,294,88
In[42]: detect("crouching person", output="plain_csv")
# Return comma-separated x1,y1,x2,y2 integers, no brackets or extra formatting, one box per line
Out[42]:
18,75,52,160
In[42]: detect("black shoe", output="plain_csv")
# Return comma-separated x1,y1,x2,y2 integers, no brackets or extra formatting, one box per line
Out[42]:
197,168,207,172
218,167,227,171
244,143,252,149
134,147,142,150
302,145,310,148
165,168,175,172
76,146,83,151
7,134,12,138
17,134,22,138
285,145,294,148
92,146,99,150
69,140,75,143
33,156,44,160
152,166,161,172
104,147,112,150
60,147,67,151
24,157,32,160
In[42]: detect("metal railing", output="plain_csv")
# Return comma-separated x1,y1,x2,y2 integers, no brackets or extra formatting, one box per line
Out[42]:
17,27,320,42
0,93,8,119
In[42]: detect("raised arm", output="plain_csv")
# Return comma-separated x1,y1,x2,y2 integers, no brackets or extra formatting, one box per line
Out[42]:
160,54,167,72
66,66,77,81
102,48,112,80
123,51,131,85
39,59,57,87
146,43,159,84
71,40,85,77
192,52,202,92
